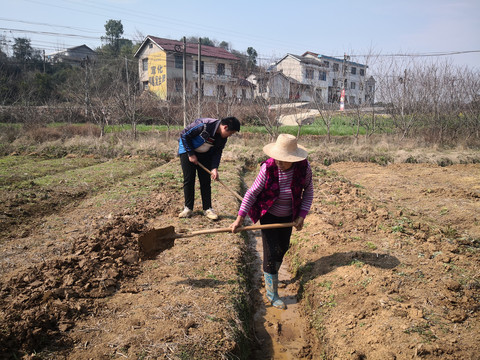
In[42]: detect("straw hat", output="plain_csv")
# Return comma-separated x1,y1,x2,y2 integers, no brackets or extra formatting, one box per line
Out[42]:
263,134,308,162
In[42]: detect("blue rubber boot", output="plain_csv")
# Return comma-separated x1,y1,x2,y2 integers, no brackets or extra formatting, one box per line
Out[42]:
264,272,286,309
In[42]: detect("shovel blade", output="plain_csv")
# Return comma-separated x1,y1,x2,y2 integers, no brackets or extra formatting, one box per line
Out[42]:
138,226,176,258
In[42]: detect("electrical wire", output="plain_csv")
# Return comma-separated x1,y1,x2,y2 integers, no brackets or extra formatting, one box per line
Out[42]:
2,0,479,66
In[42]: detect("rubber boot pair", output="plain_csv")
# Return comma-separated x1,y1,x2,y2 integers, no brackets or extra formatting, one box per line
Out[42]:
264,272,286,309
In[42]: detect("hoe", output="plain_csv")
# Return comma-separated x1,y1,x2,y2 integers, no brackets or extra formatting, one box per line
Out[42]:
138,222,295,258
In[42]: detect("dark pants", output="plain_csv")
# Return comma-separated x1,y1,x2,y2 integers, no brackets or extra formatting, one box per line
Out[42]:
260,212,293,274
180,152,212,211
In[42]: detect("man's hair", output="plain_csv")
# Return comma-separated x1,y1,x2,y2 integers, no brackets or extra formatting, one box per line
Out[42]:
221,117,241,132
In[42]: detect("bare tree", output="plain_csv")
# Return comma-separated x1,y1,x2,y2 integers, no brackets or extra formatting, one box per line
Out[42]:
376,57,423,139
375,56,480,144
348,52,380,143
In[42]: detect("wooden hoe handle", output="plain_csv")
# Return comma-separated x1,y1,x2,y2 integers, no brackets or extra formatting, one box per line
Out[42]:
179,222,296,239
196,162,244,202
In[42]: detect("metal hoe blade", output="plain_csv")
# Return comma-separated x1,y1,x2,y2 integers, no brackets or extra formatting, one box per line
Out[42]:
138,226,177,258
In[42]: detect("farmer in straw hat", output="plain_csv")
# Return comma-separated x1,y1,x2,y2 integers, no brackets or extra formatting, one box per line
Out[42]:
230,134,314,309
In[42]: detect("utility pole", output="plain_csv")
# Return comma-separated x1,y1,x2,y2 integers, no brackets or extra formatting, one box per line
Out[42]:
183,36,187,128
198,38,202,118
43,50,46,73
340,53,350,111
125,56,136,138
84,56,90,118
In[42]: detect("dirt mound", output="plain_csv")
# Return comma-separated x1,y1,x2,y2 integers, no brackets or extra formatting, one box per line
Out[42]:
0,212,147,354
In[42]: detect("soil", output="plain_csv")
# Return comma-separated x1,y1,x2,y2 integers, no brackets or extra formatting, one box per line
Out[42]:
0,150,479,359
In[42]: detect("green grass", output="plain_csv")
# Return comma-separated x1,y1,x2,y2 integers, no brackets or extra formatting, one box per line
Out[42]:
0,114,400,139
104,124,183,133
0,156,104,187
237,115,396,136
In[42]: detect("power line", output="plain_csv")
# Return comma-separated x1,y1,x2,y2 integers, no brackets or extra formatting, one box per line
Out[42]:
0,27,99,40
3,25,478,64
0,17,100,34
21,0,310,55
347,50,480,58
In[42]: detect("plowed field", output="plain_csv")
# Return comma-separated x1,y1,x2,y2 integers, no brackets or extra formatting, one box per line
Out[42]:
0,138,479,359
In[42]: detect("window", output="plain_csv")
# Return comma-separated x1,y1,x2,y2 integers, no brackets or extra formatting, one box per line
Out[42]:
333,63,339,72
351,67,357,75
175,79,182,92
242,89,247,99
195,60,204,74
360,83,364,91
142,58,148,72
259,80,267,93
360,69,365,76
217,85,226,97
333,79,338,87
175,55,183,69
305,68,314,79
142,81,149,90
323,61,330,68
149,43,153,48
217,63,225,75
351,82,356,89
195,82,204,95
319,70,326,81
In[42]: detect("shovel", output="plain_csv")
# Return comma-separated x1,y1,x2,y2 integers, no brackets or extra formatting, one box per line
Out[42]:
197,162,244,202
138,222,295,258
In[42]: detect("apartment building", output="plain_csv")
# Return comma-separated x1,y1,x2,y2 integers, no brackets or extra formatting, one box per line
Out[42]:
256,51,375,105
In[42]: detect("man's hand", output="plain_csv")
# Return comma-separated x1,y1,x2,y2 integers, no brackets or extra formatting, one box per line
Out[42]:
188,154,198,164
210,168,219,180
294,216,305,231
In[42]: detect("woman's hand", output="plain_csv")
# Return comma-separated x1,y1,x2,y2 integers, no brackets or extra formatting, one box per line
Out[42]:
294,216,305,231
230,215,245,233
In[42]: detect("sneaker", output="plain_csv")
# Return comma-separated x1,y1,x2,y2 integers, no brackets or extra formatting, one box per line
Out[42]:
178,207,193,218
204,208,219,220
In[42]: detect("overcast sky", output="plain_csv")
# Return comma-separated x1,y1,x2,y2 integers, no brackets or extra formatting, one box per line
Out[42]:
1,0,479,70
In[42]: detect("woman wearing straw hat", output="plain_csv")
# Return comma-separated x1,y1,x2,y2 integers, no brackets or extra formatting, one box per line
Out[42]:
230,134,314,309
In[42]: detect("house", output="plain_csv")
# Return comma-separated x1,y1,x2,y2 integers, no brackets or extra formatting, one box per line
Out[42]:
134,36,252,101
273,53,329,103
259,51,375,106
247,71,291,102
46,45,96,65
304,52,374,105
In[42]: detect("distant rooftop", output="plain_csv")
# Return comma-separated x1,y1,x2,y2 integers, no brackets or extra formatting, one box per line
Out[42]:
136,36,239,61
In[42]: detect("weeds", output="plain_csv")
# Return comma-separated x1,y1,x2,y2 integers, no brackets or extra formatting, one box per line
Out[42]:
404,323,437,342
318,280,333,290
350,259,365,268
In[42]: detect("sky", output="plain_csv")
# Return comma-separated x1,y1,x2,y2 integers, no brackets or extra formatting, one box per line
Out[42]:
1,0,479,71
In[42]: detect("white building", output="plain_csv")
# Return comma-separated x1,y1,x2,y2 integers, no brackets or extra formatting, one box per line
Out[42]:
305,52,374,105
255,52,375,106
